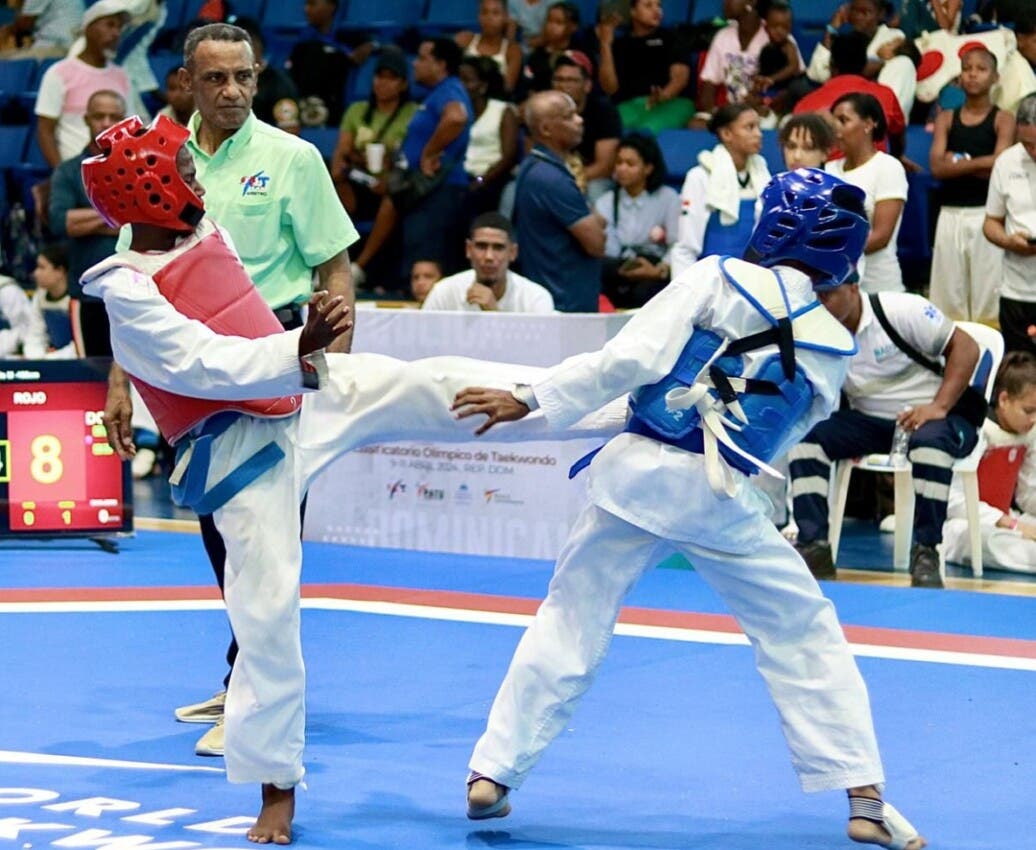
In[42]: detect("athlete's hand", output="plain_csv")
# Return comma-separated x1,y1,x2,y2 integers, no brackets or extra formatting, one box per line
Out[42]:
452,387,530,435
298,292,352,357
103,366,135,460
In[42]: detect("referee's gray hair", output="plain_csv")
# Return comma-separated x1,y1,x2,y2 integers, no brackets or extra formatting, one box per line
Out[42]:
1017,93,1036,127
183,23,253,69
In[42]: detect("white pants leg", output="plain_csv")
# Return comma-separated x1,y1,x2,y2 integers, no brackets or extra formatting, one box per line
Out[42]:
470,502,666,789
965,207,1002,324
671,524,884,792
210,417,307,787
930,206,1002,323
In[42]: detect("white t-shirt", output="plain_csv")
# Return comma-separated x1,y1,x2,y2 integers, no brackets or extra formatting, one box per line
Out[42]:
827,151,908,293
34,56,131,161
700,23,802,105
984,142,1036,303
845,291,955,420
806,23,905,84
421,269,555,313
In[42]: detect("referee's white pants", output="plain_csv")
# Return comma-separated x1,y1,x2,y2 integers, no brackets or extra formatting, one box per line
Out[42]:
470,499,885,794
929,205,1002,323
206,354,626,786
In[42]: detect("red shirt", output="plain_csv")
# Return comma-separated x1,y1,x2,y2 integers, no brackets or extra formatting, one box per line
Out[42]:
794,74,906,141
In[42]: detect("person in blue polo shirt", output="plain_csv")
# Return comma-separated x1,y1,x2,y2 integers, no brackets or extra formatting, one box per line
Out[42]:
513,89,605,313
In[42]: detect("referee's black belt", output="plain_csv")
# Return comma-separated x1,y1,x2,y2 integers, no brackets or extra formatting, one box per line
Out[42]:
273,303,304,330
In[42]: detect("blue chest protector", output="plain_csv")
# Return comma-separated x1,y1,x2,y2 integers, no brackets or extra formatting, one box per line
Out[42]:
570,257,857,486
701,199,757,261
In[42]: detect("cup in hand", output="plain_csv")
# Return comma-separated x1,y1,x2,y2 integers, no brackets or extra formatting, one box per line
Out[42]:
366,142,386,174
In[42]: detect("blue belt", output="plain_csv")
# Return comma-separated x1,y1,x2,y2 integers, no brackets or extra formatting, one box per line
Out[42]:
170,412,286,516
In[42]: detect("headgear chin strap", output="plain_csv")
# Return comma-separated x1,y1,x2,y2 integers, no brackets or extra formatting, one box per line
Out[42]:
746,167,869,290
82,114,205,233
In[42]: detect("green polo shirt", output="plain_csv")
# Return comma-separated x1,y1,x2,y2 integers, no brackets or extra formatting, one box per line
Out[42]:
121,112,358,309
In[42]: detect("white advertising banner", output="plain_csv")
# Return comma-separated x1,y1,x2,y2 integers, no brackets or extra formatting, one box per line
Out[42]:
304,308,631,559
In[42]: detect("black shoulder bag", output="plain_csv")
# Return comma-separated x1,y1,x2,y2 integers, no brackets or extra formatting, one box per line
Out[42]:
868,293,988,427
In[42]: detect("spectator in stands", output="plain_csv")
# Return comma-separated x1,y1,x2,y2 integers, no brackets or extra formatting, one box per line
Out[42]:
30,241,75,358
779,112,834,170
456,0,523,94
460,57,520,219
518,1,581,96
983,92,1036,354
672,104,770,277
1017,15,1036,73
331,47,415,219
513,90,605,312
793,32,906,157
158,66,194,126
804,0,905,88
928,45,1014,323
752,0,804,118
285,0,374,128
48,88,126,356
897,0,962,39
826,92,907,293
351,38,472,288
0,0,83,58
509,0,551,48
596,0,695,133
235,17,300,135
695,0,790,128
422,212,554,312
0,270,47,358
550,51,622,203
789,280,980,587
409,259,443,304
595,133,680,308
943,352,1036,572
34,1,133,165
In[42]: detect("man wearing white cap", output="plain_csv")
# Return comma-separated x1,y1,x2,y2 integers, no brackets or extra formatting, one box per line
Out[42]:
34,0,140,165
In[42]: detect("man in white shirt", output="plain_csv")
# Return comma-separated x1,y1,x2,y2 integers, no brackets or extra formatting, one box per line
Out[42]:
422,212,555,312
788,282,980,588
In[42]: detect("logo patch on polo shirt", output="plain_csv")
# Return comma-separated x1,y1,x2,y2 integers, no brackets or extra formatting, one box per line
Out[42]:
240,170,271,196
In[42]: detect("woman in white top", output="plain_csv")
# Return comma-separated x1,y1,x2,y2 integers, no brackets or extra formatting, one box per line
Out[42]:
826,91,908,293
672,103,771,277
456,0,522,92
595,133,680,308
459,56,520,217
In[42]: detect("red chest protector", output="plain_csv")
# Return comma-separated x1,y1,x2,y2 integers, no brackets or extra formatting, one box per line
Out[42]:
129,225,302,444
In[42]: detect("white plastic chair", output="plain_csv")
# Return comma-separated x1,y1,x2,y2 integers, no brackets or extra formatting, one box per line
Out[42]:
828,321,1004,576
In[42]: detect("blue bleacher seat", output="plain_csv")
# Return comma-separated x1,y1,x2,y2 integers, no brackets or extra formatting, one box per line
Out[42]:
423,0,480,31
227,0,266,22
789,0,835,24
760,128,783,175
261,1,306,33
663,0,693,26
148,51,183,88
159,0,187,33
33,56,60,88
904,125,934,172
0,126,30,169
339,0,423,31
691,0,725,23
300,127,340,162
573,0,598,27
0,58,37,104
656,128,715,188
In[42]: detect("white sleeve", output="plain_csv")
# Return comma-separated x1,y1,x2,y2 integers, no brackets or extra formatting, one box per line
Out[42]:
806,43,831,83
873,154,908,203
420,279,460,311
528,284,555,313
672,167,709,278
0,284,48,358
661,186,681,266
84,267,319,399
984,154,1008,218
532,259,719,428
33,66,66,120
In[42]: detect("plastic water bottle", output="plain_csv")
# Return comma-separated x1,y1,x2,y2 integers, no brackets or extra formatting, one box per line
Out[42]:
889,406,913,468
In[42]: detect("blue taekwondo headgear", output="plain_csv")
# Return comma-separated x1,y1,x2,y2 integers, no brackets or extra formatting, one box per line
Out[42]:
746,168,869,290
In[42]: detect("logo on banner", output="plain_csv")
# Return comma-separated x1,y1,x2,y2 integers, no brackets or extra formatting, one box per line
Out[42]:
416,483,445,501
483,488,524,506
454,483,472,504
387,480,406,499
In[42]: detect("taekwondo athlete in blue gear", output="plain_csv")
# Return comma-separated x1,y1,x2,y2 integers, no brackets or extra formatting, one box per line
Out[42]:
453,168,928,850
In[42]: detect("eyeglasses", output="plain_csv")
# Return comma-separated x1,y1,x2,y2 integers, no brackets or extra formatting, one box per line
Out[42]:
552,75,584,84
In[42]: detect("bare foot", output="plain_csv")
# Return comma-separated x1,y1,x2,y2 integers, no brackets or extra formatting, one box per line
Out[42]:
848,817,927,849
247,784,294,845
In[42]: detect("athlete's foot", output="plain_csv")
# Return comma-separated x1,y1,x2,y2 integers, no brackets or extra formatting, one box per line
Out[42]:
847,787,926,850
466,776,511,820
848,817,927,849
247,784,294,845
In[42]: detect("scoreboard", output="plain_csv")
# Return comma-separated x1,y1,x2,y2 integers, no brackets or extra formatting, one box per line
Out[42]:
0,359,132,539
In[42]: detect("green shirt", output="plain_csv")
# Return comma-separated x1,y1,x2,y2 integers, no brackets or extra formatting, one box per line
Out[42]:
122,112,357,309
339,99,417,162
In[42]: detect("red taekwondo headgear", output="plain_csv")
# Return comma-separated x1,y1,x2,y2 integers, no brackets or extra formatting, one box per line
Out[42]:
82,114,205,233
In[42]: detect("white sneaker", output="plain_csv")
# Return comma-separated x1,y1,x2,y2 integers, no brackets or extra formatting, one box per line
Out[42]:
131,448,157,480
174,690,225,724
879,514,897,534
194,717,224,757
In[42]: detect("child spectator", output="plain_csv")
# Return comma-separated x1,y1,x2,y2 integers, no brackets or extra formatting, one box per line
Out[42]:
410,259,443,305
672,104,770,277
597,0,695,133
519,1,581,96
595,133,680,308
943,352,1036,572
753,1,804,116
158,66,194,126
31,242,75,359
456,0,523,94
779,113,834,170
928,45,1015,323
826,92,908,293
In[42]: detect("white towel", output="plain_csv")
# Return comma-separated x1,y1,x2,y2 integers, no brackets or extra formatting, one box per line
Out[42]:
698,144,771,226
